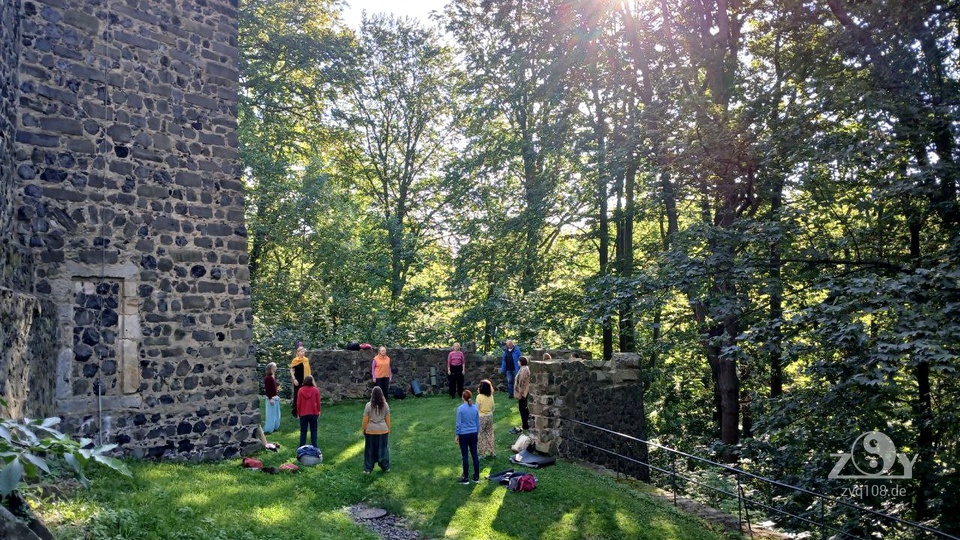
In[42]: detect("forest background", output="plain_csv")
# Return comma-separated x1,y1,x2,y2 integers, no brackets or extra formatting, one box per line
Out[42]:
240,0,960,534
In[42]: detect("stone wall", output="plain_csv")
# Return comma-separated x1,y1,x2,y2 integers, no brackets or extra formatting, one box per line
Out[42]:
0,0,41,419
5,0,257,460
257,346,587,402
528,353,650,481
1,0,19,252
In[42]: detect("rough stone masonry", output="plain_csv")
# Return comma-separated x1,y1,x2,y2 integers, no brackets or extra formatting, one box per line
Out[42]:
0,0,259,459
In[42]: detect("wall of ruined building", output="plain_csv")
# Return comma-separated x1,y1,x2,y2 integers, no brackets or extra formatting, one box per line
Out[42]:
1,0,18,253
6,0,256,459
527,353,650,481
1,0,46,419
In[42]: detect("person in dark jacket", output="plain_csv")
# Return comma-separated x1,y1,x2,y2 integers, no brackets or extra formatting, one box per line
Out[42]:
499,340,522,398
289,342,312,417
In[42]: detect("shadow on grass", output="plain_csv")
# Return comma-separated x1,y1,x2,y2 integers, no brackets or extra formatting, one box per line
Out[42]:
45,396,723,540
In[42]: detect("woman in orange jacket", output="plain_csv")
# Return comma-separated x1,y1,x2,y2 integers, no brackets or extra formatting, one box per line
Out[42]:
372,346,392,400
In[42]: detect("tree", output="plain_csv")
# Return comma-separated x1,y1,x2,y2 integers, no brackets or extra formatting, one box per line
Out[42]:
239,0,357,343
335,15,458,309
446,0,582,295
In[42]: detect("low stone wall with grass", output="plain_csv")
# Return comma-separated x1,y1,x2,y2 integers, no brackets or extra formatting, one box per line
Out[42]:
527,353,649,481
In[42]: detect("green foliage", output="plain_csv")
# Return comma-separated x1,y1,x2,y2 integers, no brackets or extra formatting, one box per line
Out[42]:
238,0,960,534
0,405,131,501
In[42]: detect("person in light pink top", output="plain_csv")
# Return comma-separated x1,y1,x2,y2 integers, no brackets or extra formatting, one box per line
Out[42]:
447,342,465,399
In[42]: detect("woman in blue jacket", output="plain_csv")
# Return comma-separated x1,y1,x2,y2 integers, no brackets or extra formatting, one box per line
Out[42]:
455,389,481,484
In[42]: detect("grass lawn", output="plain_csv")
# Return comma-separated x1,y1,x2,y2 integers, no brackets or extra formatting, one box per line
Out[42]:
39,394,728,540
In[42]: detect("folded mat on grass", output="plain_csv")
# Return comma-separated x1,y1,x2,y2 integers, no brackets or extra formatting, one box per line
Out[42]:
509,450,556,468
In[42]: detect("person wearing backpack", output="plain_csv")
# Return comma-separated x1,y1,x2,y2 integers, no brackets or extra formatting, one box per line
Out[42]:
455,389,481,484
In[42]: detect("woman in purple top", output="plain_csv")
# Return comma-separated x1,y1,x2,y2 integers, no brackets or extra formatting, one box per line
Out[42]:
447,342,466,399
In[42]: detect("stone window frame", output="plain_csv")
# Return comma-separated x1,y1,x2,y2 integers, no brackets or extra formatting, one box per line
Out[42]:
56,262,141,404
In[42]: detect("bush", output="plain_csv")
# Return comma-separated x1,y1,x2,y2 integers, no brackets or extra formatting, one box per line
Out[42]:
0,400,131,504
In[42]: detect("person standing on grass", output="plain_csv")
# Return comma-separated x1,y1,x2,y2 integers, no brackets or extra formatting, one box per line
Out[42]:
455,389,481,484
297,375,321,448
263,362,281,434
500,339,522,398
362,386,391,474
447,342,466,399
289,342,312,417
372,346,392,399
476,379,496,459
510,356,532,435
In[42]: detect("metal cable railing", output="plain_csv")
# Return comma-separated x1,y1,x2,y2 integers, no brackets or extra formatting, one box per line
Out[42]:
559,416,959,540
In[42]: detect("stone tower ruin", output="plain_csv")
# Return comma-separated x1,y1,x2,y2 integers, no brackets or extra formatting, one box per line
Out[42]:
1,0,259,459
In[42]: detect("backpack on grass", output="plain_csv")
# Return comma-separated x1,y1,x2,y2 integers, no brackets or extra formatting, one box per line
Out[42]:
508,473,537,492
296,445,322,466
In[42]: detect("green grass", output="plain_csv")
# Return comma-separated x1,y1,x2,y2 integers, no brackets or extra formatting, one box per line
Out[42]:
39,395,727,540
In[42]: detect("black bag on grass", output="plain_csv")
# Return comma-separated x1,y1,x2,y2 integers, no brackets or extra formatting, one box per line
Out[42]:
393,387,406,400
487,469,515,484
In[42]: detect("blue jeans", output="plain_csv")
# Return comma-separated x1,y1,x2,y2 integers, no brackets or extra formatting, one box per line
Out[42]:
505,370,515,398
299,414,318,447
458,431,479,480
264,396,281,433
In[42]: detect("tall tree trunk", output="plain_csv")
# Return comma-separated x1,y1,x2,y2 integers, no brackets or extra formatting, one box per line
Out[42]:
700,0,743,456
519,110,542,295
592,84,613,361
713,218,741,455
387,214,404,302
617,157,637,353
769,177,784,397
908,219,934,521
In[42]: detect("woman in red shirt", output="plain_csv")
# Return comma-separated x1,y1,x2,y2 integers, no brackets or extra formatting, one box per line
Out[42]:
297,376,321,448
